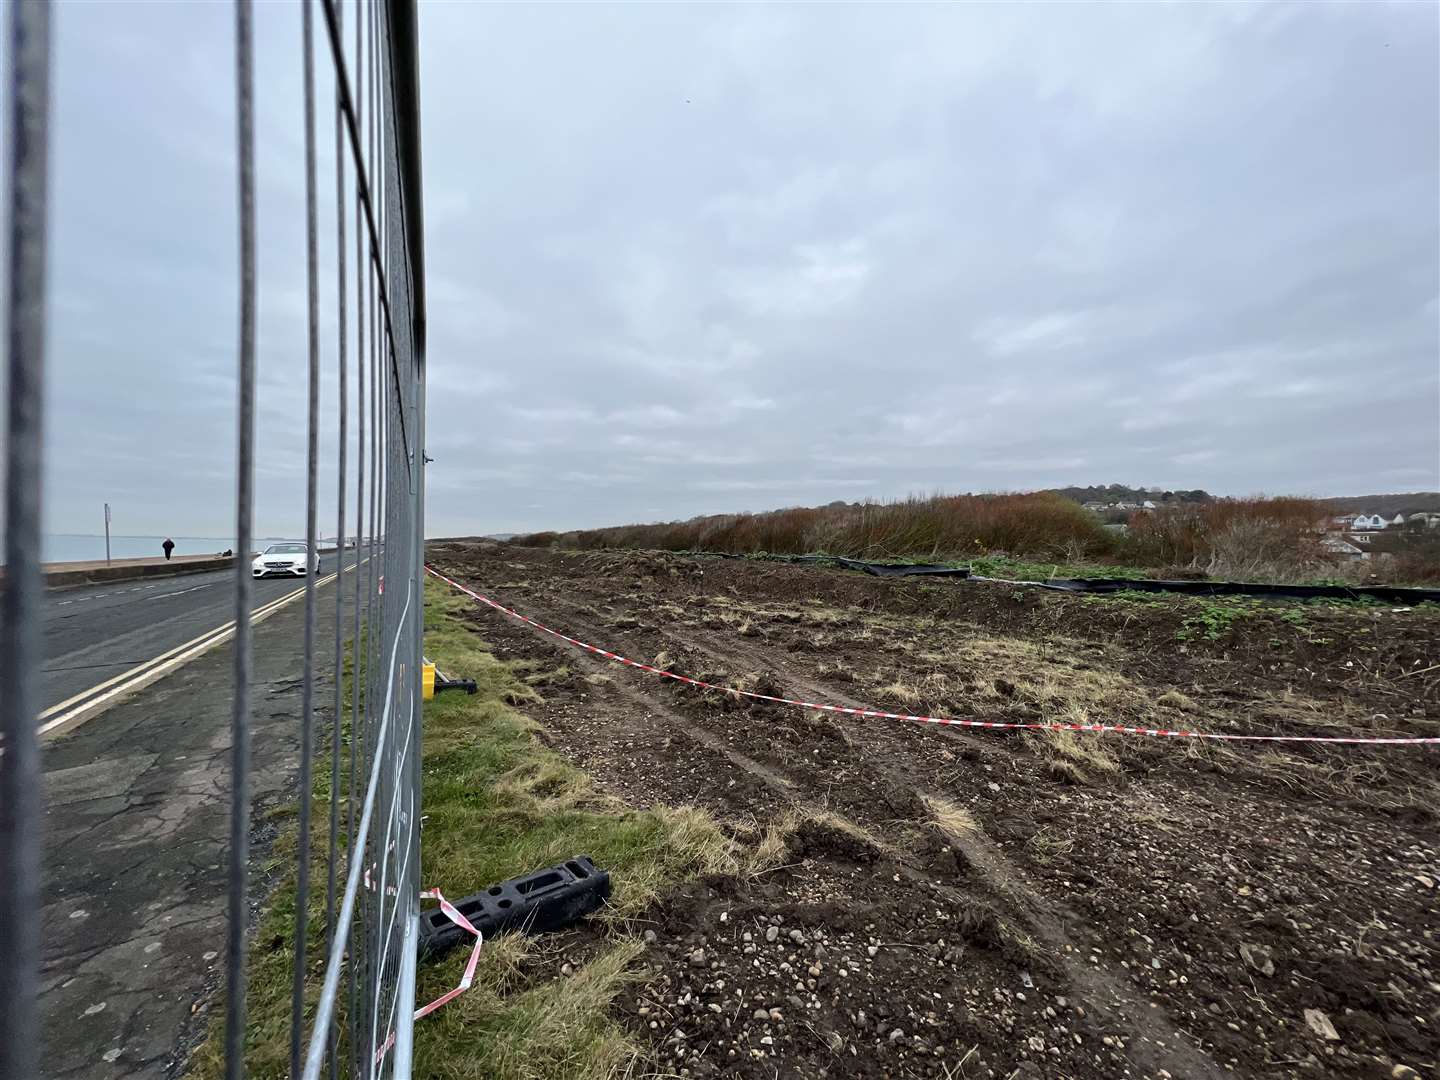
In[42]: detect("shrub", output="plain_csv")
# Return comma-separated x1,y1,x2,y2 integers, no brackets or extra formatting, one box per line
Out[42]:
1118,497,1330,579
1386,529,1440,583
507,491,1440,584
516,492,1112,562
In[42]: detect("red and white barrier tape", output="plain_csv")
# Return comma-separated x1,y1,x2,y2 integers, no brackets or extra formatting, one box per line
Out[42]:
425,566,1440,747
374,886,483,1067
414,888,484,1020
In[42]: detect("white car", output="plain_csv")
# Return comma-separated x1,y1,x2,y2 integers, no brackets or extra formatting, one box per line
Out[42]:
252,542,319,578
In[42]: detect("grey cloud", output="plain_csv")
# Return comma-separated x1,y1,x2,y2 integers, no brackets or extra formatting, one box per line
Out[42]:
18,0,1440,540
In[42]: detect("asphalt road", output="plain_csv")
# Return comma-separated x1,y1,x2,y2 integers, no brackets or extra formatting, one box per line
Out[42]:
40,587,334,1078
40,554,344,716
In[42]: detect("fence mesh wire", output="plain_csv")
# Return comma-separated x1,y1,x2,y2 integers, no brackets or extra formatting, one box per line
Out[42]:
291,1,427,1076
0,1,426,1077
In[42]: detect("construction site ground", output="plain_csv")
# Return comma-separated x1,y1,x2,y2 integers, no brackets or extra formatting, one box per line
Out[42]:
426,541,1440,1080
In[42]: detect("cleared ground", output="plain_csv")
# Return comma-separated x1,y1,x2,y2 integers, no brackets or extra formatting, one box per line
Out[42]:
426,541,1439,1080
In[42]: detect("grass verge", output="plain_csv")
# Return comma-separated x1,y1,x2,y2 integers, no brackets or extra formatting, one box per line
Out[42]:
189,577,744,1079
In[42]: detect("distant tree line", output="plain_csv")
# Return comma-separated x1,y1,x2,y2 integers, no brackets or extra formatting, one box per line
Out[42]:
1047,484,1212,505
509,490,1439,583
1316,492,1440,516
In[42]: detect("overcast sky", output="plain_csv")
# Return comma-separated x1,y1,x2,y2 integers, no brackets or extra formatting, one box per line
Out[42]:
12,1,1440,538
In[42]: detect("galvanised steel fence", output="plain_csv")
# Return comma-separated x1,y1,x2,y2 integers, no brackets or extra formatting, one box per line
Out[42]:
0,1,427,1077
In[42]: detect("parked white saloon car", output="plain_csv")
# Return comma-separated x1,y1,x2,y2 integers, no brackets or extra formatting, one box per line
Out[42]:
252,542,319,578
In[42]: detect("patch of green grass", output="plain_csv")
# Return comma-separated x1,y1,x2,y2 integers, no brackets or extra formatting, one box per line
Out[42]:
966,554,1155,581
1081,588,1409,622
1163,593,1422,643
1078,589,1168,609
190,578,743,1080
1175,598,1257,641
738,550,1156,581
1070,582,1408,628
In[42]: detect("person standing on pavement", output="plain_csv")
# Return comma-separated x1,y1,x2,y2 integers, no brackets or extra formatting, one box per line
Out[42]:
162,537,175,561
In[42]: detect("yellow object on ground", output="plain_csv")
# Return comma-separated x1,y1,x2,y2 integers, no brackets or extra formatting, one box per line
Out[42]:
422,661,436,700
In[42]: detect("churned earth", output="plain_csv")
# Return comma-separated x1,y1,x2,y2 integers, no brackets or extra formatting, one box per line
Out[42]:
426,541,1440,1080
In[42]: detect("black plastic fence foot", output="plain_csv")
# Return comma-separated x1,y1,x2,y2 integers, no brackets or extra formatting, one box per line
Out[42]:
419,856,612,958
434,675,477,695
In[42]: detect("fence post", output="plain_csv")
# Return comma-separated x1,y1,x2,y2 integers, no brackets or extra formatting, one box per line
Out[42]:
0,4,52,1078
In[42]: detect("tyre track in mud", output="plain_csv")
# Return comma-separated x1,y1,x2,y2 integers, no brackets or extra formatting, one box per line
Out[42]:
435,560,1230,1080
613,618,1233,1079
450,583,798,816
621,619,1232,1079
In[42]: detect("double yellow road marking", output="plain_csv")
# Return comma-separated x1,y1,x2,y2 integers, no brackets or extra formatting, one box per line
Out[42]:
38,566,352,741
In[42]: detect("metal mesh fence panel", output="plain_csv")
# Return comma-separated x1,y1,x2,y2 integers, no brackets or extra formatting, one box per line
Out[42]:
0,1,426,1077
304,1,426,1076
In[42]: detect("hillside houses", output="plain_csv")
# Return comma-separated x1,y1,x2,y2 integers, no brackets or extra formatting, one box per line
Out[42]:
1082,499,1157,513
1331,511,1436,531
1320,508,1440,562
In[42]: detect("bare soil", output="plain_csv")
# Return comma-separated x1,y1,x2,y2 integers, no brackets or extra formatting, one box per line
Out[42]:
427,542,1440,1080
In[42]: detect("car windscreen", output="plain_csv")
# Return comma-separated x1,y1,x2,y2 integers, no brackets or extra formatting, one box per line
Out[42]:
265,544,308,554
